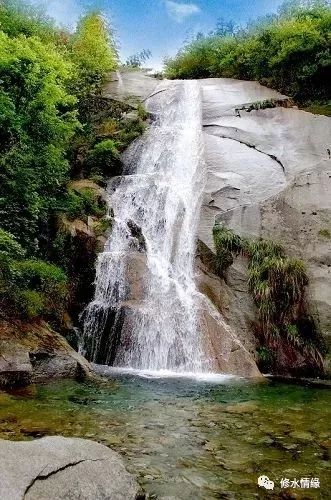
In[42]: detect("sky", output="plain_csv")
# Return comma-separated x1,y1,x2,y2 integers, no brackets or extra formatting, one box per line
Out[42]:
32,1,285,69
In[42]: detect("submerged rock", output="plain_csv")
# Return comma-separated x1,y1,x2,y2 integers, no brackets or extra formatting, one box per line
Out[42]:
0,436,141,500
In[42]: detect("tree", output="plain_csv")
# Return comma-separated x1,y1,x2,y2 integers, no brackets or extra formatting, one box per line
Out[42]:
0,32,78,248
71,12,118,91
164,0,331,102
126,49,152,68
0,0,60,42
214,18,237,37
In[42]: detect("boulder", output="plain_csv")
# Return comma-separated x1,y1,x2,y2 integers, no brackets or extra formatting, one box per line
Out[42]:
0,436,141,500
0,320,91,388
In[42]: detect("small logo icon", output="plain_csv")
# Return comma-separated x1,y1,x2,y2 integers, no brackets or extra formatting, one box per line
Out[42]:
258,475,275,490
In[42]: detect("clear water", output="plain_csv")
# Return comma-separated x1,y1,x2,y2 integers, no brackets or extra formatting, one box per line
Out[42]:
82,80,208,371
1,374,330,499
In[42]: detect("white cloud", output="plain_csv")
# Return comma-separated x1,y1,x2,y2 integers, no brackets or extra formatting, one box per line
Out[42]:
165,1,200,23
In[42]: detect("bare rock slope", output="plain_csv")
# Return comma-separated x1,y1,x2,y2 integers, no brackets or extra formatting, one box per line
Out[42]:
199,77,331,369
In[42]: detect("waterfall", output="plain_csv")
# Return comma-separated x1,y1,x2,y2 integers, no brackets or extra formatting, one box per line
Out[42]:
115,69,123,88
81,80,208,372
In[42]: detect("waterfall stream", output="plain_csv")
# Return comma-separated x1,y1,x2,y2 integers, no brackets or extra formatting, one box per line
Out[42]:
82,80,208,372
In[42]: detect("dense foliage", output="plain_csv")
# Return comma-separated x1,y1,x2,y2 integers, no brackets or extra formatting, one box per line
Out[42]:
165,0,331,103
0,30,78,247
0,0,142,324
71,12,117,95
213,224,325,366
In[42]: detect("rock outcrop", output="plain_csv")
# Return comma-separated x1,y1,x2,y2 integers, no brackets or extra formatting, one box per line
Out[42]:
104,71,331,375
105,70,159,105
0,320,91,388
199,77,331,373
0,436,141,500
100,73,263,377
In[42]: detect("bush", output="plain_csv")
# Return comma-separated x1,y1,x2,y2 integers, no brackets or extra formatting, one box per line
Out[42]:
12,259,67,289
0,228,25,259
164,0,331,103
18,289,44,319
56,188,106,220
9,259,68,320
87,139,121,177
213,224,242,274
0,228,26,294
256,346,275,371
212,223,323,361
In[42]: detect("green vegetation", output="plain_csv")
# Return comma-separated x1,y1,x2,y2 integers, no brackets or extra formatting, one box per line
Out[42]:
212,225,242,274
301,102,331,116
256,346,275,372
0,0,60,41
164,0,331,104
237,99,282,113
318,228,331,239
0,228,68,320
125,49,152,68
0,1,146,324
213,224,324,365
56,188,106,221
87,139,121,177
0,29,78,247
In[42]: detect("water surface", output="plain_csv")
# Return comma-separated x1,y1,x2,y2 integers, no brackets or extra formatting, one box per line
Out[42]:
0,374,330,499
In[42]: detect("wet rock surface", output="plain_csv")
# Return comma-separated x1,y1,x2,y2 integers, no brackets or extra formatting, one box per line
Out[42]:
104,70,159,105
0,436,141,500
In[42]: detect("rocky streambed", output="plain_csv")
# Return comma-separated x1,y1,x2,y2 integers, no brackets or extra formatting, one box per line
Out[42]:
1,372,330,499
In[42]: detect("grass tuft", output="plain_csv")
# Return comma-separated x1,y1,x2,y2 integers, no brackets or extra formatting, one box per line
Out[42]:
212,223,324,368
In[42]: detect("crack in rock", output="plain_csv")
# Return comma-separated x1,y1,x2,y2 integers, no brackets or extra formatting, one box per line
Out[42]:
23,458,106,498
143,87,167,102
203,124,286,173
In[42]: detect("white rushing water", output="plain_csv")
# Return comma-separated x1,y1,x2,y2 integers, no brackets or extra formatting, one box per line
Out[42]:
82,80,207,372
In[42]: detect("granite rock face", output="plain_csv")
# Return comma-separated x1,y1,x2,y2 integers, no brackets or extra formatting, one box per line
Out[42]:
199,78,330,249
104,70,160,105
105,71,331,374
200,78,331,368
0,436,141,500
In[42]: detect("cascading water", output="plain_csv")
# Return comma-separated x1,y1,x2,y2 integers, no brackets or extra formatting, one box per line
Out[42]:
81,80,208,372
